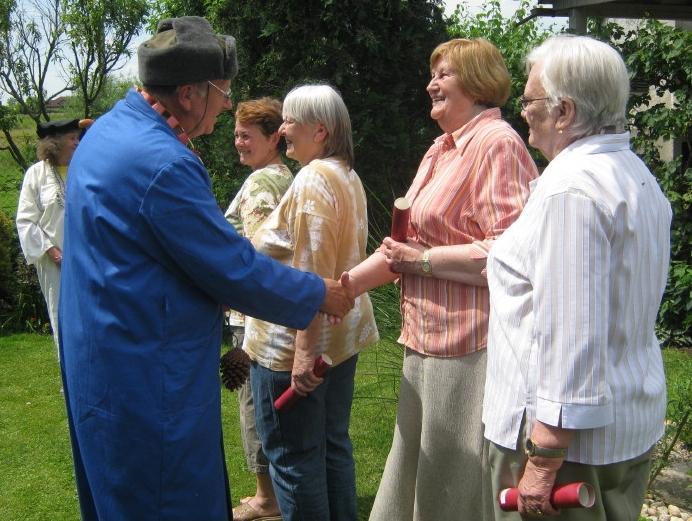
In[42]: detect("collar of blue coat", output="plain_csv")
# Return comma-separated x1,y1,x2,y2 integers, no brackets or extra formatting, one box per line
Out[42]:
136,87,192,148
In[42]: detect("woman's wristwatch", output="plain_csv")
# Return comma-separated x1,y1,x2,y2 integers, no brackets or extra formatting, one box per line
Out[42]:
525,438,567,458
421,249,432,276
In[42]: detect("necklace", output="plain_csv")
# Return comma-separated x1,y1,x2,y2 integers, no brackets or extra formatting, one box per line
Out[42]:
49,163,66,208
137,87,195,150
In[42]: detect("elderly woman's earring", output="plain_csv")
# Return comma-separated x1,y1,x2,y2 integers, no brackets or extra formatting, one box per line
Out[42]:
558,129,563,134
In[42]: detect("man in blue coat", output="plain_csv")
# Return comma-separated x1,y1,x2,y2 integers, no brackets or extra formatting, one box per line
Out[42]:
59,16,352,521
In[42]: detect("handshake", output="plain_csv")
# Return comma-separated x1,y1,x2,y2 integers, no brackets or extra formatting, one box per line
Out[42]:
319,272,358,324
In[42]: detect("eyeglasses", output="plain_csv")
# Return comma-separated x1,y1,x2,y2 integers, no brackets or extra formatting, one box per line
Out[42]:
519,96,549,109
207,81,232,101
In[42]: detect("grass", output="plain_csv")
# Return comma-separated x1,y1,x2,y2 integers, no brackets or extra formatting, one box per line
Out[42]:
0,151,24,218
0,330,402,520
1,313,688,519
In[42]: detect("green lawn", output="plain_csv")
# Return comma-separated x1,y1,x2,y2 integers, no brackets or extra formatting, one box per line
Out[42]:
2,331,688,520
0,333,401,520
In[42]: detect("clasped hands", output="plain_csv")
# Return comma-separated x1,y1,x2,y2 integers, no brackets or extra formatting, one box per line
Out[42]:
381,236,426,275
319,237,427,323
320,277,356,323
46,246,63,266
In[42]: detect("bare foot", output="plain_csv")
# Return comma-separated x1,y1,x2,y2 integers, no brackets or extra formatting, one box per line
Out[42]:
246,496,280,517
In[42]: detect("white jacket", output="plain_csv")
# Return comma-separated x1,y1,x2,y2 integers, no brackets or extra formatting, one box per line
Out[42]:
16,160,65,264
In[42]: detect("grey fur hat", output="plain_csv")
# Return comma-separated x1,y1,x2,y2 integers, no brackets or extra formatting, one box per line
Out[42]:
138,16,238,86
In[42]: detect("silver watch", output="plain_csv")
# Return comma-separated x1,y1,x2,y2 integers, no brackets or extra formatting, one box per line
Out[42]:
421,249,432,276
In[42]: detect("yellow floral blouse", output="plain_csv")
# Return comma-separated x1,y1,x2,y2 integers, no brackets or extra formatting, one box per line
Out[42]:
244,158,379,371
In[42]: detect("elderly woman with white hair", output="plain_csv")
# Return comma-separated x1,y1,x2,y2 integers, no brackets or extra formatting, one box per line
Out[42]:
482,35,671,520
244,84,378,521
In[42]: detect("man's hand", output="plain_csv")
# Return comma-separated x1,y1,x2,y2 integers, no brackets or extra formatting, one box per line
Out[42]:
517,458,562,517
321,272,356,326
320,277,355,319
46,246,62,266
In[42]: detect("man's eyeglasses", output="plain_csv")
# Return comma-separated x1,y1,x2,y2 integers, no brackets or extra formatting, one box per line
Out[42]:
519,96,549,109
207,81,232,101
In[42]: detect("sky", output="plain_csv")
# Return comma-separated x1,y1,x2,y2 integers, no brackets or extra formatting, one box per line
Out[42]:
31,1,562,100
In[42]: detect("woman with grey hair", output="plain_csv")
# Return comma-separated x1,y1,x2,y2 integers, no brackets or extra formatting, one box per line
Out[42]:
483,35,671,520
16,119,91,356
244,84,378,521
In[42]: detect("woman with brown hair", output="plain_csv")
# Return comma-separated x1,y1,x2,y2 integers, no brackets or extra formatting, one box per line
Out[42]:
343,39,538,520
224,97,291,521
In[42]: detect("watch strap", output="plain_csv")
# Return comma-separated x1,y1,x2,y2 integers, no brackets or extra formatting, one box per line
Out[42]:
525,439,567,458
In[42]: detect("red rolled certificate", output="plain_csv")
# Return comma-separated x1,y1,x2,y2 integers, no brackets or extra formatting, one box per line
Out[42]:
274,355,333,411
390,197,410,242
498,482,596,511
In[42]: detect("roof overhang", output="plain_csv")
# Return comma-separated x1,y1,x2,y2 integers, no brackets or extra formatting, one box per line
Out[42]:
533,0,692,20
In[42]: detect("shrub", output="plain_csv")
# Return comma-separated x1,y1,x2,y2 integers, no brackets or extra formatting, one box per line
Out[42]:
153,0,449,230
591,18,691,347
649,348,691,486
0,212,15,318
0,215,49,335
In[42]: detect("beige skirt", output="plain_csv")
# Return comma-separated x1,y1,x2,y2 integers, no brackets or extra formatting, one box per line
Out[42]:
369,347,494,521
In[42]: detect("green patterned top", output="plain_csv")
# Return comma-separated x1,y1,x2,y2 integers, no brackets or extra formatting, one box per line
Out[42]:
224,163,293,327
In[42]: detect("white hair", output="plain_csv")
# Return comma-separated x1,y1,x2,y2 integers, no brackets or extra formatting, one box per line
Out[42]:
526,35,630,138
282,84,354,169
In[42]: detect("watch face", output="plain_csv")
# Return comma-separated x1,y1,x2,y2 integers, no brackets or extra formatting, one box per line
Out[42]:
525,439,535,456
422,262,431,273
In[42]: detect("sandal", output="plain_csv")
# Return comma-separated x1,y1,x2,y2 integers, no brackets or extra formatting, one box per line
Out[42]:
232,501,282,521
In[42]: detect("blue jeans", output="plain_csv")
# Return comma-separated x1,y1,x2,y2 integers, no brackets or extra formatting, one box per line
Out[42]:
251,355,358,521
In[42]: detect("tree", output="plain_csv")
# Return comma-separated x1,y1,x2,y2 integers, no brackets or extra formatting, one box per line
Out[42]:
0,0,149,333
153,0,449,233
0,0,66,170
448,5,690,346
591,18,691,347
0,0,149,170
62,0,149,117
63,71,137,118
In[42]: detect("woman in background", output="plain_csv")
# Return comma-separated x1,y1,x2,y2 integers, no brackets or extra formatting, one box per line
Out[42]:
17,118,91,355
224,97,291,521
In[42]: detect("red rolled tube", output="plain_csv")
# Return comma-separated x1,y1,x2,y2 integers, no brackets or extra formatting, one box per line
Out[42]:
498,482,596,511
390,197,410,242
274,355,333,411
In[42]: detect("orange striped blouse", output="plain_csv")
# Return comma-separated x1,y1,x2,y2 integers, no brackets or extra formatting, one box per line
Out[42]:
398,108,537,358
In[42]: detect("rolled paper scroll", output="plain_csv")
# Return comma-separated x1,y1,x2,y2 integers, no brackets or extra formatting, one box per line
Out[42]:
498,482,596,511
390,197,410,242
274,354,333,411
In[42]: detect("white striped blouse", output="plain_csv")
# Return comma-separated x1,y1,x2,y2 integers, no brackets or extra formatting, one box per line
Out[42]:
482,132,671,465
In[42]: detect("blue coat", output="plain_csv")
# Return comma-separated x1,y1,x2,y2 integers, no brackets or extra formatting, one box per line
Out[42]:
59,89,324,521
